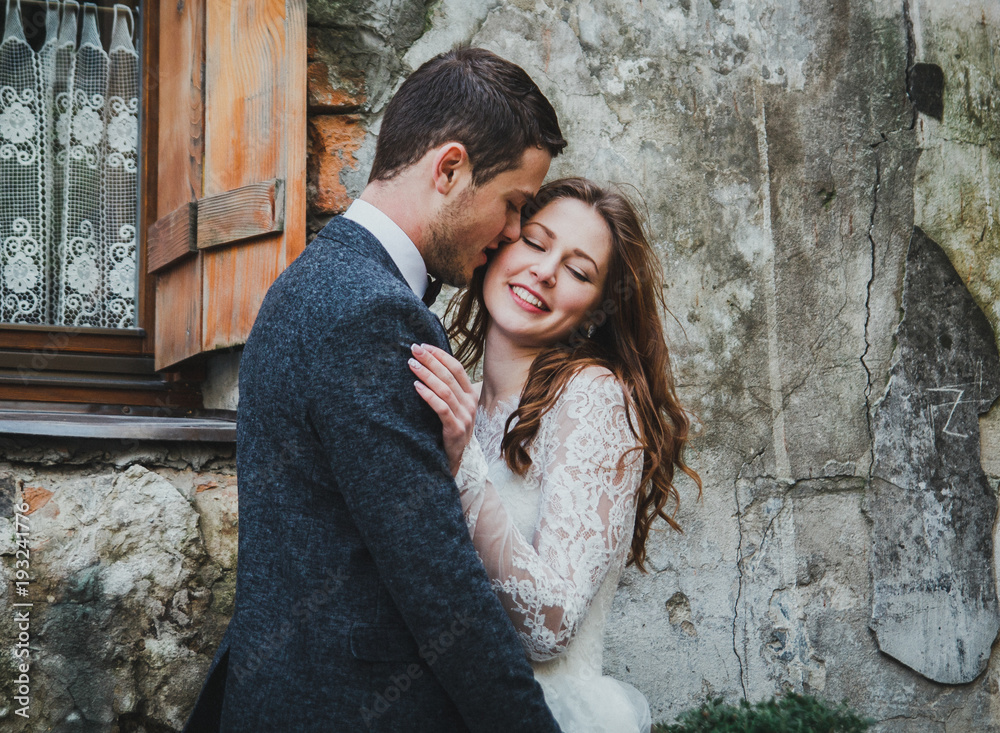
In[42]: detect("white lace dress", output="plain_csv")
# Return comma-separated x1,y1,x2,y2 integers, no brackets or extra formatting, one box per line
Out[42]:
456,367,652,733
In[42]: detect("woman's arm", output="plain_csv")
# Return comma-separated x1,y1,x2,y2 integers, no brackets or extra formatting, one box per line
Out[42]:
412,354,642,661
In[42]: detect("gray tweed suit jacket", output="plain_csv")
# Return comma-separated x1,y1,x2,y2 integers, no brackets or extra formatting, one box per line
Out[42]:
183,216,561,732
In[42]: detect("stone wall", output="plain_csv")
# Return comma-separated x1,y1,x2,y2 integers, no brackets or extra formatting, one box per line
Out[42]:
2,0,998,730
0,437,236,731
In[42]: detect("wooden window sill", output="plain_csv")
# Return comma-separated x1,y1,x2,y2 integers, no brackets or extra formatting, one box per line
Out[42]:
0,406,236,442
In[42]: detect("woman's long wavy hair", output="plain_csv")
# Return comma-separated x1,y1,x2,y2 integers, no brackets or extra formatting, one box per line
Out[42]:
446,177,701,571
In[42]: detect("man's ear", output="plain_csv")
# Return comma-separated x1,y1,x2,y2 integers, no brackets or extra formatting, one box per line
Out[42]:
432,142,471,194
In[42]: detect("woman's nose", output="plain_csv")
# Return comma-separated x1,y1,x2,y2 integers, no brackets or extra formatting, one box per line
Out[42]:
530,256,557,285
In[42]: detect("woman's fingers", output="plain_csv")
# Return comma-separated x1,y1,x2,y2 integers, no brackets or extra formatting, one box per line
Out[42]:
414,380,457,425
419,344,474,393
410,344,462,394
410,344,475,411
409,356,472,427
414,381,466,444
410,344,475,478
408,356,459,408
415,381,468,477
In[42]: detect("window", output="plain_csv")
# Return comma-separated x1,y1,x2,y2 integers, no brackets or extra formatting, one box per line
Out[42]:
0,0,306,434
1,0,141,330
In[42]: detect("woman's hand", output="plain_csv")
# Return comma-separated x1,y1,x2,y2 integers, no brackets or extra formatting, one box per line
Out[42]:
409,343,478,477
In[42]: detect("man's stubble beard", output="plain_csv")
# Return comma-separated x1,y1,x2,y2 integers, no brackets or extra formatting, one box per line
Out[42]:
424,188,477,289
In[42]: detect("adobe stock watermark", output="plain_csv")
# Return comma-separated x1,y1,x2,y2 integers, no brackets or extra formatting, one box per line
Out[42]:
567,263,653,348
359,612,474,728
11,501,34,719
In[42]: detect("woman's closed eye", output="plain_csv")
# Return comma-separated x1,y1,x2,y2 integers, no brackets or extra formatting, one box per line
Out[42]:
523,237,592,282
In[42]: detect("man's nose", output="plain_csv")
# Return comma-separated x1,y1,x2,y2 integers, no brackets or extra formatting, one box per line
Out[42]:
500,210,521,244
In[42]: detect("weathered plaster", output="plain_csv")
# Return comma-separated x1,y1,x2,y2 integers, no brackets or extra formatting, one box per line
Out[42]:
909,1,1000,493
202,349,241,411
315,0,1000,728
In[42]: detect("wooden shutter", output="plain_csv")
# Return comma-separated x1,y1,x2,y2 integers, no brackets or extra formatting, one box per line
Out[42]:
149,0,306,370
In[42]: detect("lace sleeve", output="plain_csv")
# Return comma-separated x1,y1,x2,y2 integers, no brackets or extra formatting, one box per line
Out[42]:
455,367,643,661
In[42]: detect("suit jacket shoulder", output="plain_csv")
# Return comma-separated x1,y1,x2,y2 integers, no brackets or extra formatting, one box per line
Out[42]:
263,217,436,335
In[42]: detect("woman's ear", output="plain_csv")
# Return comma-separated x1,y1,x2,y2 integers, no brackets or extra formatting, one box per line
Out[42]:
432,142,471,194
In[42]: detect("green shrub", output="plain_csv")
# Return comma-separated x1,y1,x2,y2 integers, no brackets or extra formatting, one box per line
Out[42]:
655,693,873,733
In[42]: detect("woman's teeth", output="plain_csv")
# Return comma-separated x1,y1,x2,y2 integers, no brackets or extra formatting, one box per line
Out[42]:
511,286,546,310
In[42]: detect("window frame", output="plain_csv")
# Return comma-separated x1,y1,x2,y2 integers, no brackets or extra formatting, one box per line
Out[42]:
0,0,306,423
0,0,198,410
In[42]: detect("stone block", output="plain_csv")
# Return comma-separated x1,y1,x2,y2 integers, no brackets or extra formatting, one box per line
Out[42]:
0,463,230,730
193,480,239,571
307,114,365,216
308,59,366,111
870,228,1000,684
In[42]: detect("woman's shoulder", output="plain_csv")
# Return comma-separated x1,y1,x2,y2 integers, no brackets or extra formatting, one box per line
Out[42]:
550,365,632,418
563,365,627,399
539,364,640,456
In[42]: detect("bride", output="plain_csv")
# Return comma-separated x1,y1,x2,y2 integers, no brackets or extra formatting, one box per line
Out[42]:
407,177,700,732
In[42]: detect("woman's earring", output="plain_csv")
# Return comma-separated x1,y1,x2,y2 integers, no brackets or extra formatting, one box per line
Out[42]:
586,323,596,338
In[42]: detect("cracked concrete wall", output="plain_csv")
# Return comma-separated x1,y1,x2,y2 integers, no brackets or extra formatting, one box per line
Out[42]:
307,0,1000,729
869,228,1000,686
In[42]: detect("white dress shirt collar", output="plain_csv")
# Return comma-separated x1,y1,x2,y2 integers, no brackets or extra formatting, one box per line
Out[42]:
343,199,427,298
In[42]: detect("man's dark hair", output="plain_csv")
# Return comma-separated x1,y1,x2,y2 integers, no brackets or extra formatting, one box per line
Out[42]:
369,47,567,186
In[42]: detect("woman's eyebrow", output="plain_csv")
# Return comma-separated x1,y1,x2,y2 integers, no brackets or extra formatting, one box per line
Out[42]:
525,221,556,239
573,249,599,271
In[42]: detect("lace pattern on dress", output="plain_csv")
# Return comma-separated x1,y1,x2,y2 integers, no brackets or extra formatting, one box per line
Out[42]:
456,367,643,662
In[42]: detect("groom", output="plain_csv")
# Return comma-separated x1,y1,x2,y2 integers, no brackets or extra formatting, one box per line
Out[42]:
183,48,567,731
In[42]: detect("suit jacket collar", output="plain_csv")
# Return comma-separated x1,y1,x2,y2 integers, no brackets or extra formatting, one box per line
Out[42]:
342,200,428,298
316,216,413,294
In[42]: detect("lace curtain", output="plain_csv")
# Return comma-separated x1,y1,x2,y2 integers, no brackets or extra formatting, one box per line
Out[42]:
0,0,139,328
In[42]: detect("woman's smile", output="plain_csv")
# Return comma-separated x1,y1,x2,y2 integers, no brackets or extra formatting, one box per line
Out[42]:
509,284,549,312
